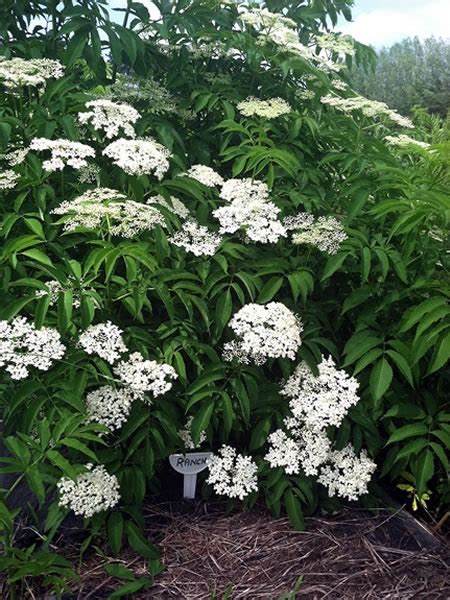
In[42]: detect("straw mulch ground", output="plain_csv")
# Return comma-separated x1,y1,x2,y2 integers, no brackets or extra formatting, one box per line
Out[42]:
67,503,449,600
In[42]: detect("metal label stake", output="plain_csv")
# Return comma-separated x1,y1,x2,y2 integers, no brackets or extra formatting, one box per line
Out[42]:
169,452,212,500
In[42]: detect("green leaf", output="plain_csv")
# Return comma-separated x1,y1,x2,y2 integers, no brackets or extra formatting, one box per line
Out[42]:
394,438,428,461
361,247,371,283
429,443,449,471
107,512,124,555
215,288,232,336
427,331,450,374
385,350,414,386
108,579,149,599
191,399,214,444
104,563,135,581
60,438,97,461
257,276,283,303
125,522,159,559
399,297,448,333
284,489,304,530
415,449,434,496
321,252,349,280
21,248,53,267
370,358,393,402
387,423,429,444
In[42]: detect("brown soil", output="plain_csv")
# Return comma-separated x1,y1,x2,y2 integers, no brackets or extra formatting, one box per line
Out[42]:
64,503,449,600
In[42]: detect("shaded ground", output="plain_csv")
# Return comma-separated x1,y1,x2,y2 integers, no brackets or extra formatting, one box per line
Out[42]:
65,503,449,599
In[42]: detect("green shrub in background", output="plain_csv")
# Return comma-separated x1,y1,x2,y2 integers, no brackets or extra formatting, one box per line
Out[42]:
0,0,449,596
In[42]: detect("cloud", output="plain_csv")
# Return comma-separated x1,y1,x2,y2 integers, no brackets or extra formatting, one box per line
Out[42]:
339,0,450,47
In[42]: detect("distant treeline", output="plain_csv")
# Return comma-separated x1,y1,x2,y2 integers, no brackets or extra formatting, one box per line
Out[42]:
350,36,450,117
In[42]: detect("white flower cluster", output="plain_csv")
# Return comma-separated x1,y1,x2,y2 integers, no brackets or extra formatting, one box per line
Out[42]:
184,164,224,187
78,321,127,364
52,188,166,237
85,386,138,432
331,79,349,91
281,356,360,431
241,8,313,62
320,94,414,128
0,317,65,380
147,195,190,219
114,352,177,398
78,163,101,184
35,279,81,308
57,464,120,518
237,97,292,119
295,88,315,101
103,138,171,178
78,99,140,139
317,446,377,501
29,138,95,171
223,302,302,365
283,212,346,255
385,135,430,149
213,178,286,244
169,220,222,256
0,148,28,166
178,416,207,450
207,445,258,500
265,427,331,476
316,34,355,56
265,356,376,498
240,8,297,32
289,214,347,255
0,57,64,88
0,170,19,190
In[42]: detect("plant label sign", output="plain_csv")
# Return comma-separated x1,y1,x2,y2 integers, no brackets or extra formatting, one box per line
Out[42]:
169,452,212,500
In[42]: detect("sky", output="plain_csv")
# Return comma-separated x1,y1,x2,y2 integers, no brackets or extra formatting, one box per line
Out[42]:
338,0,450,48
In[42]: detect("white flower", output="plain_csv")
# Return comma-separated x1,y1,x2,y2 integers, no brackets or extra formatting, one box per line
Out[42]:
0,57,64,88
0,317,65,380
0,170,19,190
240,8,297,32
29,138,95,171
385,135,430,149
85,386,139,432
281,356,360,431
223,302,302,365
320,94,414,128
265,427,331,476
183,164,224,187
78,322,127,364
331,79,348,91
57,464,120,518
78,99,140,139
213,178,286,244
114,352,177,398
265,429,302,475
35,280,81,308
220,178,270,203
169,220,222,256
178,416,207,450
290,214,347,255
207,445,258,500
103,138,171,178
78,163,101,184
146,195,190,219
295,88,315,101
52,188,166,237
0,148,29,166
316,34,355,56
318,445,376,501
237,97,292,119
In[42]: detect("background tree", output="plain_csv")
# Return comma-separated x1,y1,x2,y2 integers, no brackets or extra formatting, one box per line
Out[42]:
350,36,450,117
